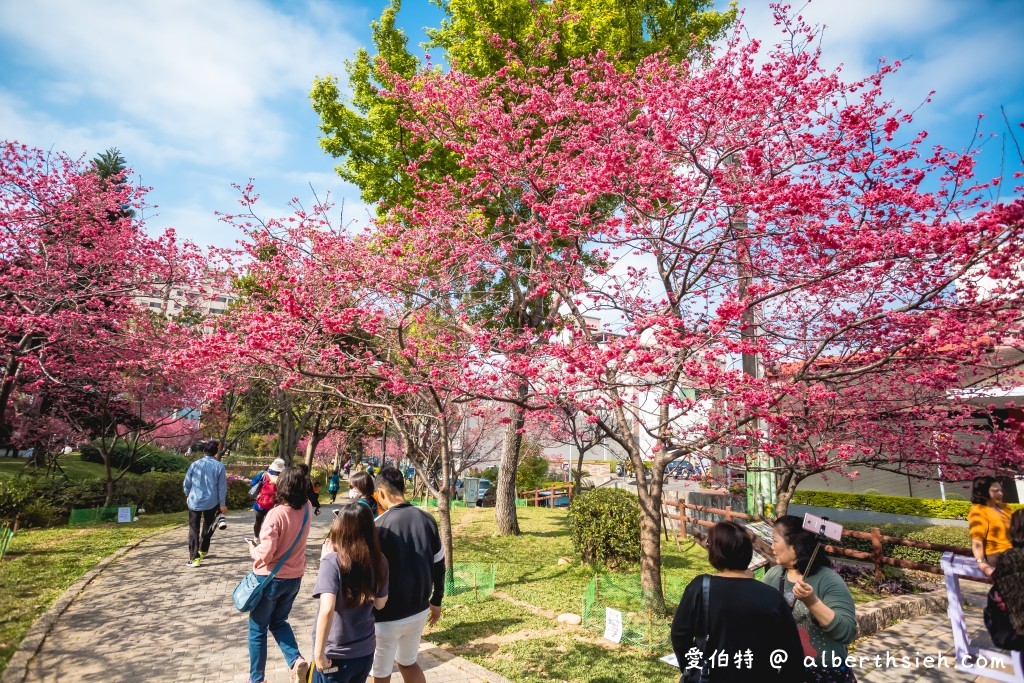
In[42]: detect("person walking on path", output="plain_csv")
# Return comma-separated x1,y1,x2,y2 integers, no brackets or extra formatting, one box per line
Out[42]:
327,470,342,504
297,463,323,517
369,467,444,683
246,467,313,683
252,458,286,542
182,440,227,567
672,521,806,682
349,471,379,519
969,475,1013,576
311,503,390,682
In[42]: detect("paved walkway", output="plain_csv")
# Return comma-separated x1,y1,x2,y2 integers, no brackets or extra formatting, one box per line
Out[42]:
854,609,1020,682
12,506,510,683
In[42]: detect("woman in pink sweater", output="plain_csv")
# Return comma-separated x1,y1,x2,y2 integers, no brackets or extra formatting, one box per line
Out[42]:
246,467,313,683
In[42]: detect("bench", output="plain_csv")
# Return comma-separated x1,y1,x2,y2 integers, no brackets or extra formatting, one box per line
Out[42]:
941,552,1022,683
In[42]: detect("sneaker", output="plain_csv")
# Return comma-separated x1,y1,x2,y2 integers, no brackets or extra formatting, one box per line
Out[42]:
197,551,207,560
291,658,309,683
186,558,201,568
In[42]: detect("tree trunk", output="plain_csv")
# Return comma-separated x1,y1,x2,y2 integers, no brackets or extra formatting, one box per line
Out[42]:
0,353,21,431
775,470,799,517
635,463,667,614
495,383,528,536
304,431,323,469
276,391,299,465
102,445,115,507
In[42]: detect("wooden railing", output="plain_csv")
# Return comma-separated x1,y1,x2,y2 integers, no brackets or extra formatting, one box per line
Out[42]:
662,499,979,580
518,485,574,508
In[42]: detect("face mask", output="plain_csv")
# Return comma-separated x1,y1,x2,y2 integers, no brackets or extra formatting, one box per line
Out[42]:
348,489,359,499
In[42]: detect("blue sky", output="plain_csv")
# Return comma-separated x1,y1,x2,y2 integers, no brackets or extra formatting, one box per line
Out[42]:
1,0,1022,251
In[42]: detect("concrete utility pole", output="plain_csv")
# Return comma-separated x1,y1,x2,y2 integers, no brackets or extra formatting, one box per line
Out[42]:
728,155,776,516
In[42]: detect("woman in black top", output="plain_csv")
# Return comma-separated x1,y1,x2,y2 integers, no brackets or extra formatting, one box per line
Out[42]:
672,521,805,682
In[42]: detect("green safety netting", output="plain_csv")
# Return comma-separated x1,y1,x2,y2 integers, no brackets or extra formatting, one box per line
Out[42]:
444,562,497,602
581,574,687,652
68,505,136,526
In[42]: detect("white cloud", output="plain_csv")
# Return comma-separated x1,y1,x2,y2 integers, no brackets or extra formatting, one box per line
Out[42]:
0,0,359,170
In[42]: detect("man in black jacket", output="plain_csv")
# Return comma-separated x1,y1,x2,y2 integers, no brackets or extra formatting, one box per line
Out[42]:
370,467,444,683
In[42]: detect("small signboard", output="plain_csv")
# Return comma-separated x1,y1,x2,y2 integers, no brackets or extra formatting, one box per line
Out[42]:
116,507,132,523
604,607,623,644
744,521,775,547
561,462,570,472
660,653,679,667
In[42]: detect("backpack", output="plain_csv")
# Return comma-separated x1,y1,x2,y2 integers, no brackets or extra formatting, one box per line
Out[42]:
255,474,277,511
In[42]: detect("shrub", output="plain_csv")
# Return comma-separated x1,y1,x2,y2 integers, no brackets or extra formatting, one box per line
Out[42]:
0,476,34,524
516,455,550,492
480,466,499,483
227,477,251,510
838,522,971,566
791,490,1023,521
568,488,641,568
80,441,189,474
114,473,187,513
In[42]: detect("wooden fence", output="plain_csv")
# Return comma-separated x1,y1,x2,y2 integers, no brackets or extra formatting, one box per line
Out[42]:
662,499,979,580
518,485,574,507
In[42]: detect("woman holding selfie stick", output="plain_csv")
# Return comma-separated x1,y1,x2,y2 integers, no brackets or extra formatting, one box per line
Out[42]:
765,515,857,683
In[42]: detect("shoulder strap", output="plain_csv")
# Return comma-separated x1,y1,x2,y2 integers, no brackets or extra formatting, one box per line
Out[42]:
266,505,309,578
701,575,711,636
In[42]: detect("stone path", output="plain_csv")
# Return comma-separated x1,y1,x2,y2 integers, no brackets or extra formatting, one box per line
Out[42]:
9,506,511,683
854,609,1020,682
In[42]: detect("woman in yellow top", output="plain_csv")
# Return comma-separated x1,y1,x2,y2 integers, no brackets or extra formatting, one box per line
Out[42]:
968,475,1012,576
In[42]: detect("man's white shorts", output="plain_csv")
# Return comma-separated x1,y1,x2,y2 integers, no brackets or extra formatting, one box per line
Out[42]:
371,609,430,677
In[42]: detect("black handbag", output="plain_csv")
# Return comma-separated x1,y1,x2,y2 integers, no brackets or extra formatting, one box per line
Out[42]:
681,576,712,683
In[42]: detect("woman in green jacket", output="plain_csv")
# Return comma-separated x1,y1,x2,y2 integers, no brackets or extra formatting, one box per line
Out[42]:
764,515,858,682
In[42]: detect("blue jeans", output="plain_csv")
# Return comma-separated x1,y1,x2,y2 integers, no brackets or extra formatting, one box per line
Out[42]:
313,654,374,683
248,576,303,683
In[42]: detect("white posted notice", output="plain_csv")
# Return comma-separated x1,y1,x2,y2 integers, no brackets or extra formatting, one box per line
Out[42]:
116,507,132,523
604,607,623,643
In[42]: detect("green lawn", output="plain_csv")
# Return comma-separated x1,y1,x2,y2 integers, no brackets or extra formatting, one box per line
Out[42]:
429,506,711,682
0,453,128,481
0,511,186,674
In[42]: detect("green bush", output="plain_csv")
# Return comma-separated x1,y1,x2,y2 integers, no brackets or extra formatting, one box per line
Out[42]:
480,466,499,483
0,476,34,524
18,497,62,528
516,455,550,492
568,488,641,568
114,473,186,513
791,490,1023,520
838,522,971,566
227,478,251,510
80,441,189,474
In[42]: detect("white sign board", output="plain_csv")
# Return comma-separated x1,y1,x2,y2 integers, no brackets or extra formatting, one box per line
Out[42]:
660,653,679,667
603,607,623,644
117,507,132,523
561,462,570,472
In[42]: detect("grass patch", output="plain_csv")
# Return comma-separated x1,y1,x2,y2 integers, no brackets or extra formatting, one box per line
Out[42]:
0,511,185,675
0,453,131,482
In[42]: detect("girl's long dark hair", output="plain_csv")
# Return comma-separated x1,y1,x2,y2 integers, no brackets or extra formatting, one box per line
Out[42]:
774,515,832,577
329,503,386,606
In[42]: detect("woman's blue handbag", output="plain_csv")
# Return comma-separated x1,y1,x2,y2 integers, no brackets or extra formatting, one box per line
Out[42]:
233,505,308,612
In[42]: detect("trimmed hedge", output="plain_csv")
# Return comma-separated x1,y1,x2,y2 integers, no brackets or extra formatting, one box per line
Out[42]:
568,488,641,568
80,441,189,474
0,468,250,528
836,522,970,567
792,490,1023,521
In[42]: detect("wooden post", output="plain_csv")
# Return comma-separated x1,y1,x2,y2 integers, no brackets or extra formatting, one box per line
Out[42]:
870,527,884,581
681,504,688,539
